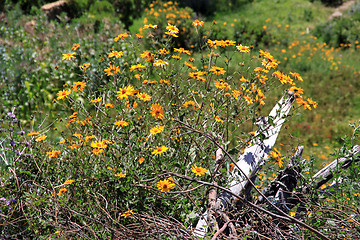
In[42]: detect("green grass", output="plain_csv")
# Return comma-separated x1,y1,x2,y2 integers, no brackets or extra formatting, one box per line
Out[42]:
206,0,360,167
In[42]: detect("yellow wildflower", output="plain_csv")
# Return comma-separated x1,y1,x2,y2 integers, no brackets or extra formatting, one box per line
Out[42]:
28,132,40,136
108,50,123,58
121,210,134,218
138,157,145,164
73,81,86,92
46,150,61,158
151,104,164,119
57,89,71,100
72,43,80,50
114,120,129,127
191,165,207,176
62,52,76,61
64,180,74,185
115,172,125,178
35,135,47,142
91,97,102,103
152,146,169,156
210,66,226,75
157,178,175,192
150,126,165,135
116,85,135,100
58,188,67,196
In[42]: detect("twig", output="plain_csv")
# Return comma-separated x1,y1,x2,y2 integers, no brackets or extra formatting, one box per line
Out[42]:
169,171,331,240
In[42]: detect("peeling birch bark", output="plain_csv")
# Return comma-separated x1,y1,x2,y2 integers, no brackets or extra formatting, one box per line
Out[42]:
194,92,295,238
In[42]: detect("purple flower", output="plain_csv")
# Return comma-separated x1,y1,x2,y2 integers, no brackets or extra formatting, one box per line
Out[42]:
10,140,16,147
6,112,16,119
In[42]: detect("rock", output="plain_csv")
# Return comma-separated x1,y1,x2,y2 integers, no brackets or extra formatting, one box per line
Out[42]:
40,0,69,21
24,20,36,35
0,12,6,22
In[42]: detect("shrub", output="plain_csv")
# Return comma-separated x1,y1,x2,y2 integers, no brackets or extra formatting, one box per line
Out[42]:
313,3,360,47
0,19,314,238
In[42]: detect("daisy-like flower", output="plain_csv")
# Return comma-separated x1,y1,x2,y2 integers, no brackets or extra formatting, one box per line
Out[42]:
138,157,145,164
115,172,125,178
150,125,164,135
35,135,47,142
239,76,250,83
28,132,40,136
232,90,242,100
57,89,71,100
91,140,107,149
140,50,153,59
137,92,151,101
210,66,226,75
160,79,171,85
144,24,158,29
73,81,86,92
157,178,175,192
151,104,164,119
63,180,74,185
58,188,67,196
105,103,114,108
121,210,134,218
116,85,135,100
68,144,80,150
307,98,318,109
183,100,196,108
92,148,104,155
134,74,144,80
91,97,102,103
191,165,207,176
214,115,224,123
214,80,231,91
114,32,129,42
188,71,204,80
270,148,284,168
80,63,90,71
46,150,61,158
108,50,124,58
62,52,76,61
174,48,191,55
114,120,129,127
130,64,146,72
166,23,179,34
152,146,169,156
159,48,169,55
236,45,250,53
184,61,197,70
104,64,120,76
192,19,204,27
244,96,253,105
289,86,304,95
85,135,95,142
229,163,235,171
290,72,303,81
153,59,168,67
72,43,80,50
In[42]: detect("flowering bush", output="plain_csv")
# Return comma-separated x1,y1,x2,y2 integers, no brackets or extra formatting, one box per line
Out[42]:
0,15,320,238
2,3,360,238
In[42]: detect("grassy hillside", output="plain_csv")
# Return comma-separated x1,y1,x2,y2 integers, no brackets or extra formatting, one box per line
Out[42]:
208,0,360,166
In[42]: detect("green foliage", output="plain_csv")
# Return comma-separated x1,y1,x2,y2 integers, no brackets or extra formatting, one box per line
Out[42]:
313,3,360,47
1,0,360,238
179,0,253,16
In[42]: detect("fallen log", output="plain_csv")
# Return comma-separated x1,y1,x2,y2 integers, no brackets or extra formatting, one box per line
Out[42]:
194,91,295,237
